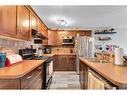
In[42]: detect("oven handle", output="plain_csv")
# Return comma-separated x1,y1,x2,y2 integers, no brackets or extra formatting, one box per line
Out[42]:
46,76,52,89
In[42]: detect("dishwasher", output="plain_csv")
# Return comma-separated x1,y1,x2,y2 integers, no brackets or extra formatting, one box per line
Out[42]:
88,69,117,90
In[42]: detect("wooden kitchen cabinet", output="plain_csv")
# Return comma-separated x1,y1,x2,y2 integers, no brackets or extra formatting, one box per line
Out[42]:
75,30,92,37
53,55,66,71
48,30,56,45
21,65,43,89
79,60,88,89
17,6,30,41
42,26,48,45
0,5,17,37
30,12,37,30
55,30,76,45
53,55,76,71
68,55,76,71
0,64,43,89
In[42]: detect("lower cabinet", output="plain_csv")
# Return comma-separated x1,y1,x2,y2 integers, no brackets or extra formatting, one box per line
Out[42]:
79,60,117,89
21,65,43,89
53,55,76,71
0,64,43,89
79,60,88,89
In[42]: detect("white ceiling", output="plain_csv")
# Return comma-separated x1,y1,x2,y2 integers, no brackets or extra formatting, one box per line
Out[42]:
32,5,127,29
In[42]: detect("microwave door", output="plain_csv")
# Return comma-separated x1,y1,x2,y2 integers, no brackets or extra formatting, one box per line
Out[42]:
62,39,74,44
33,38,42,44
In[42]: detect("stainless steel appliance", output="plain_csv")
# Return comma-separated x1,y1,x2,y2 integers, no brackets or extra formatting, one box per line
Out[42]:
32,29,48,44
19,49,53,89
62,36,74,45
75,36,94,74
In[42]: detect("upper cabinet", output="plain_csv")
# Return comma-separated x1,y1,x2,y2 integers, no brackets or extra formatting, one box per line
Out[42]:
17,6,30,41
47,30,92,46
75,30,92,36
0,6,17,37
0,5,48,42
30,13,37,30
48,30,56,45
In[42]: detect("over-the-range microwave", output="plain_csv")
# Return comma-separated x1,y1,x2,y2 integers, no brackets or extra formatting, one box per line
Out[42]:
62,36,74,45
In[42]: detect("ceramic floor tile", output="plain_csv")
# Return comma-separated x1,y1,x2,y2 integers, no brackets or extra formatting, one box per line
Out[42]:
49,71,81,90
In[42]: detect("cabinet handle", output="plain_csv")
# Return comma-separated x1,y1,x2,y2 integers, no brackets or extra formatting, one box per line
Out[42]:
26,75,33,80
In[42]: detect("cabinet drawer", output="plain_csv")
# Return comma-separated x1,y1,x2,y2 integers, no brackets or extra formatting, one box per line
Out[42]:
24,74,42,89
21,65,43,89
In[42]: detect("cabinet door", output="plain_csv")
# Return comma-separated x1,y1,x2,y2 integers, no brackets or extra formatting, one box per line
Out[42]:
79,62,86,89
17,6,30,40
42,26,48,45
48,30,55,45
55,31,62,45
0,5,17,37
58,55,67,71
75,30,92,37
37,20,42,32
30,13,37,30
68,55,76,71
53,55,58,71
54,55,67,71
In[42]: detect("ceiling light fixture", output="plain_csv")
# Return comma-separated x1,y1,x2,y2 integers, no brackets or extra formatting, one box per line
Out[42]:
56,19,68,26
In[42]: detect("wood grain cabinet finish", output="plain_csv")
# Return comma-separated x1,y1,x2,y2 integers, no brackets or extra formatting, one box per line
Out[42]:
0,5,17,37
42,27,48,45
30,13,37,30
53,55,76,71
0,65,43,89
48,30,56,45
75,30,92,36
21,65,43,89
49,30,91,46
17,6,30,41
79,61,88,89
55,31,76,45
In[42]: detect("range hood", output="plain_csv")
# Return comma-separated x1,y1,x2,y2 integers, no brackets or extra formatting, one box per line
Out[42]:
32,29,48,39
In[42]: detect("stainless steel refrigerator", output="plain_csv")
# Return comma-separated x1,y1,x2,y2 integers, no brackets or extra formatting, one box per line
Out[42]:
75,36,94,74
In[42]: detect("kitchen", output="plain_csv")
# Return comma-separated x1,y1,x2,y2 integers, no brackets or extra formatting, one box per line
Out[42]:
0,5,127,90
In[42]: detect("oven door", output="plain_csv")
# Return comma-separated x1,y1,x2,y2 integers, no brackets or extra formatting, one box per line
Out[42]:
46,61,53,88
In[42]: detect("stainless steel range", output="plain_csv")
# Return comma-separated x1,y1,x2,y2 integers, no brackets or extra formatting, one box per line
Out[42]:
19,49,53,89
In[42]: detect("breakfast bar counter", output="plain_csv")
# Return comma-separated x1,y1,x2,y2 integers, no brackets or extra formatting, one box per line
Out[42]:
79,57,127,89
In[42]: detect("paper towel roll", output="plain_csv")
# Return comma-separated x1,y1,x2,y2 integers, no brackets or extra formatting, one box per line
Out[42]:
115,48,124,66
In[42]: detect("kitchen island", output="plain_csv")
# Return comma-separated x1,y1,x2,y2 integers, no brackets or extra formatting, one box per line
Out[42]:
0,60,45,89
79,57,127,89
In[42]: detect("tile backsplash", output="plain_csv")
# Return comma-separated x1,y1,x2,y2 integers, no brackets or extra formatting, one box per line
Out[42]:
0,38,31,54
